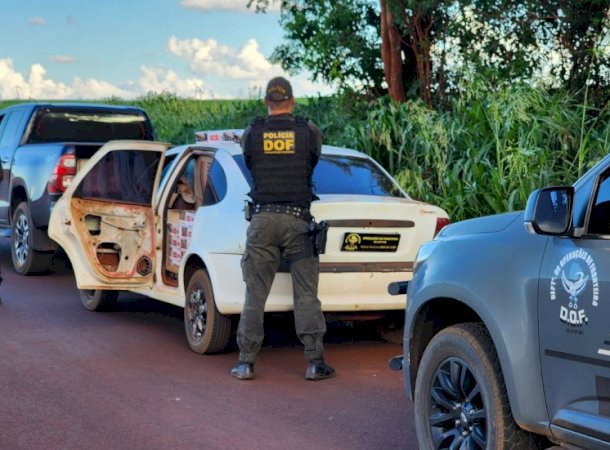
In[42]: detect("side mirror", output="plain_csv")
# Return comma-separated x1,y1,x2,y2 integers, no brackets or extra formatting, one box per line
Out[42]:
524,187,573,236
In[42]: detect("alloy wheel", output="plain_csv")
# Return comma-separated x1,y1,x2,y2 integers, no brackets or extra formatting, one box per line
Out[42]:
13,213,30,266
429,357,487,449
187,287,208,342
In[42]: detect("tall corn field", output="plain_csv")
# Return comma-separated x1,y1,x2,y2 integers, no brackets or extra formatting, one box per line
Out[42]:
2,85,609,223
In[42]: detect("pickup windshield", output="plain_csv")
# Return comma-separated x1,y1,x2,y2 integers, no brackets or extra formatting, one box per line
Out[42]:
27,108,154,143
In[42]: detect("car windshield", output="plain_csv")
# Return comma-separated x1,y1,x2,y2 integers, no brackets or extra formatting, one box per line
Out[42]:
27,108,154,143
234,154,406,198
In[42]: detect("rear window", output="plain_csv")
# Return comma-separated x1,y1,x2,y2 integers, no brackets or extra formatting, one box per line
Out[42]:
27,108,154,143
234,154,406,198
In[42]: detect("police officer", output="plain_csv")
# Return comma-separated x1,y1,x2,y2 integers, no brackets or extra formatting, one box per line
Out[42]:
231,76,335,381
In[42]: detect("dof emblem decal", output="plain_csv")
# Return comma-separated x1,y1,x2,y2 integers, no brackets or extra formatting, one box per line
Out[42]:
549,249,599,327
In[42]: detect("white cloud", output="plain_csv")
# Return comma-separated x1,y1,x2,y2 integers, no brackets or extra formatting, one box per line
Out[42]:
0,40,333,100
292,75,336,98
137,66,215,99
72,77,133,99
238,39,275,74
0,58,218,100
0,59,70,99
50,55,76,64
28,17,45,26
168,36,275,79
168,36,334,98
180,0,279,13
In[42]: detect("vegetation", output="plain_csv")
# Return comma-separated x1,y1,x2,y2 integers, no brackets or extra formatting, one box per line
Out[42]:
250,1,610,107
2,3,608,224
354,83,610,221
103,93,365,147
3,82,608,223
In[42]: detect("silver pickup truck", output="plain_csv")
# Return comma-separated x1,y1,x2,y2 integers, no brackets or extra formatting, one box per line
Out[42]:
0,103,155,274
391,151,610,448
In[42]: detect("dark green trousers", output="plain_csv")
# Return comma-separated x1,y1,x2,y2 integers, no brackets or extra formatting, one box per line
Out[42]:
237,212,327,364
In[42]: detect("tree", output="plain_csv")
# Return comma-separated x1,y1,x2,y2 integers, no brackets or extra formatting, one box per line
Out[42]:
250,0,385,96
383,0,449,105
538,0,610,101
380,0,406,102
249,0,441,104
251,0,610,106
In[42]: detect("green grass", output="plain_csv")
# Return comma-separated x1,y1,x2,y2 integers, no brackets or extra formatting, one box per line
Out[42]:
3,85,608,223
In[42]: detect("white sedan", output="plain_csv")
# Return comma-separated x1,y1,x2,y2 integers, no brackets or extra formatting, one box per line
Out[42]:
49,131,449,354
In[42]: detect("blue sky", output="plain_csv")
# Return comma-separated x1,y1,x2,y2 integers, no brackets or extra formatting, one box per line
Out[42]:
0,0,334,100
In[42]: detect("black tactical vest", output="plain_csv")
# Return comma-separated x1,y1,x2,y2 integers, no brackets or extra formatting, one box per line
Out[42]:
247,115,315,207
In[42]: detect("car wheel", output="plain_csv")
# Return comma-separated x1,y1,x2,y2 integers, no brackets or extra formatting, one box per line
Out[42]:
79,289,119,311
11,202,53,275
184,269,231,354
414,323,541,450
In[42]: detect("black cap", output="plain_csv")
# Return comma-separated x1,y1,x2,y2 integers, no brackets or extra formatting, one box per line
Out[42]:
265,76,293,102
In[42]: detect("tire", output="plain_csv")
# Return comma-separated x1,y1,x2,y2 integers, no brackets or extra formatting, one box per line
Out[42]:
11,202,53,275
414,323,543,450
79,289,119,311
184,269,231,354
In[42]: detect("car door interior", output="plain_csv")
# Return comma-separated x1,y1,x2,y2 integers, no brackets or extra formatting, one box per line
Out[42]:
71,150,160,279
163,154,213,284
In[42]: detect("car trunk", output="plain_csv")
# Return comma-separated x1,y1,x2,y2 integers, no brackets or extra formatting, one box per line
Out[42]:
311,194,442,269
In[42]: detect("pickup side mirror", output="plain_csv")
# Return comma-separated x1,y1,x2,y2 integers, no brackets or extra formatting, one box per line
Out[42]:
524,186,574,236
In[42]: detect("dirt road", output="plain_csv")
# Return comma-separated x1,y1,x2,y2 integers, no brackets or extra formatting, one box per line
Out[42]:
0,241,416,449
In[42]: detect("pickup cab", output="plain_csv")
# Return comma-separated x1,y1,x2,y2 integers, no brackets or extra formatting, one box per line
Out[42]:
392,149,610,448
0,103,155,274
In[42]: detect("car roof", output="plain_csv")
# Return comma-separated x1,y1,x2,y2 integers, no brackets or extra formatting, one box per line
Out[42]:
187,129,368,159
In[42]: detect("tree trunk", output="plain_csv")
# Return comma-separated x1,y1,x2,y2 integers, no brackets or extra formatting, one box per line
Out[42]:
380,0,407,102
409,7,434,107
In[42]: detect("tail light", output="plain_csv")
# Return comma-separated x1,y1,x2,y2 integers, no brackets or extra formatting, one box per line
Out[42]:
435,217,450,235
48,154,76,194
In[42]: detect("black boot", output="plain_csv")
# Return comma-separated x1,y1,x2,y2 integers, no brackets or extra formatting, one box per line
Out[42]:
305,359,336,381
231,362,255,380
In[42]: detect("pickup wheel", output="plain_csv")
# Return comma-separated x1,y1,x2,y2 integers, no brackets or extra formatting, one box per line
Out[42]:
11,202,53,275
414,323,542,450
79,289,119,311
184,269,231,354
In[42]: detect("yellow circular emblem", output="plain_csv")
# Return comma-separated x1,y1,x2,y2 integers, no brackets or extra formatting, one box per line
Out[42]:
344,233,362,251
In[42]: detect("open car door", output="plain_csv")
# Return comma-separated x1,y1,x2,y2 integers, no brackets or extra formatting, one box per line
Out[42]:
49,140,169,290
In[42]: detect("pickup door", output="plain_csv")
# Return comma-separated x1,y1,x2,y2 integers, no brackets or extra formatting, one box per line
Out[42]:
49,140,169,289
0,108,28,223
538,166,610,447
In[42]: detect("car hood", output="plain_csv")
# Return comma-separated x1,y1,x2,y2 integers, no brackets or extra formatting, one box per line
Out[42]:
439,211,522,237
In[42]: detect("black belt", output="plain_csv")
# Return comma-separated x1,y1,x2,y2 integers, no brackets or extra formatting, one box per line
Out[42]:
253,204,311,221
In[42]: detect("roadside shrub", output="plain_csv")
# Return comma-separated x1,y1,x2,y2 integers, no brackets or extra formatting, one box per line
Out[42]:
353,83,610,221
